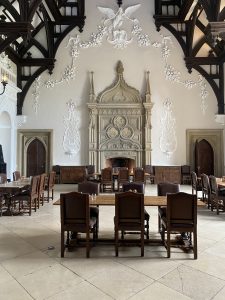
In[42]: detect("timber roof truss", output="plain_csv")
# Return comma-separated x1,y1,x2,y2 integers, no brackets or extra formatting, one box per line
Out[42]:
0,0,85,114
154,0,225,114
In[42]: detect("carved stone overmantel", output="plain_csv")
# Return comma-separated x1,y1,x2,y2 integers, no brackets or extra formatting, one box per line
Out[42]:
87,61,153,171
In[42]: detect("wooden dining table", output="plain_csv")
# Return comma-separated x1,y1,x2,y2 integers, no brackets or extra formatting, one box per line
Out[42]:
0,179,30,215
54,194,205,207
55,193,204,247
216,178,225,188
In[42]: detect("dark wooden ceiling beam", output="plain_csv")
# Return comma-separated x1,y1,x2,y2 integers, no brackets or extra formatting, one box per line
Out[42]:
0,22,34,33
0,0,20,21
19,58,55,66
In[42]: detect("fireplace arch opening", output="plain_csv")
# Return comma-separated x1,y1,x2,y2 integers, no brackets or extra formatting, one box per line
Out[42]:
105,157,135,172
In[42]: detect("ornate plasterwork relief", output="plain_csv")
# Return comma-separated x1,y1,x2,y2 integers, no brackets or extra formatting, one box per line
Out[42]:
160,98,177,157
32,3,209,117
63,100,80,156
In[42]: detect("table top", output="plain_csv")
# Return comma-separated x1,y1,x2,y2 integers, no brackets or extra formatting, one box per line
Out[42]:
94,172,150,177
216,178,225,187
0,179,30,192
54,194,205,207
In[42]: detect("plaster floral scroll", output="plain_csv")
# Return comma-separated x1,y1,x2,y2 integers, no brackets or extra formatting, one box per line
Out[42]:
63,100,80,156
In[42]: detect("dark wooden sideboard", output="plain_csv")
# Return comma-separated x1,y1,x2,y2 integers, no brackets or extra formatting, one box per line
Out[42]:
154,166,181,184
60,166,86,183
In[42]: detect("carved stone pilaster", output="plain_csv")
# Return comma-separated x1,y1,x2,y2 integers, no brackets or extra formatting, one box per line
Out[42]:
144,71,154,165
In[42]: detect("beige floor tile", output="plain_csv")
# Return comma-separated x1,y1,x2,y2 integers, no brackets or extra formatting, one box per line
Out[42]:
117,255,181,280
130,281,192,300
212,285,225,300
0,237,37,262
0,264,13,285
87,262,153,300
0,279,33,300
184,252,225,281
159,264,225,300
46,280,113,300
2,250,58,279
17,263,83,300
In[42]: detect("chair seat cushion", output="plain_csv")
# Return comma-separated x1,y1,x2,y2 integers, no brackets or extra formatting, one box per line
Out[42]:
158,206,167,218
90,206,99,218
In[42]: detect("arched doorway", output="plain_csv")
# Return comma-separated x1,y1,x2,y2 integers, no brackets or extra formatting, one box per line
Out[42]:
187,129,223,177
195,139,214,176
26,138,46,176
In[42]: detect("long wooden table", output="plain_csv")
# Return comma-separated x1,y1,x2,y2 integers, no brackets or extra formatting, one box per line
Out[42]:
55,194,205,248
0,179,30,215
54,194,205,207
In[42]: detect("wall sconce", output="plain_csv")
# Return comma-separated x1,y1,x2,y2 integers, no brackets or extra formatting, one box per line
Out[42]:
0,74,8,95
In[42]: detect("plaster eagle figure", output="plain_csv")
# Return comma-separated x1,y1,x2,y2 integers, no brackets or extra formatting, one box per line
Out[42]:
97,4,141,29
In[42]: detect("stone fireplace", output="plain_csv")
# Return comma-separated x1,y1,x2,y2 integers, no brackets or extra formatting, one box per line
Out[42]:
88,61,153,172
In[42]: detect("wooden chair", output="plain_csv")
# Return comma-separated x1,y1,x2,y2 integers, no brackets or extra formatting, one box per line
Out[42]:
0,174,9,215
114,191,145,257
144,165,155,184
0,193,6,216
157,182,180,232
118,167,129,191
78,181,100,238
201,173,211,209
11,175,40,215
122,182,149,239
0,173,7,184
86,165,96,181
100,168,113,192
209,175,225,214
13,171,21,181
181,165,191,184
191,171,202,199
38,173,47,207
60,191,97,258
44,171,56,202
133,167,145,183
161,192,197,259
52,165,60,184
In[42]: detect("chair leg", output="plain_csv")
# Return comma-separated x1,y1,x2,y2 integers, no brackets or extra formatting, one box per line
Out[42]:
158,214,161,232
29,200,32,216
141,229,144,257
115,228,119,257
86,231,90,258
194,229,197,259
167,231,171,258
146,220,149,239
61,230,65,257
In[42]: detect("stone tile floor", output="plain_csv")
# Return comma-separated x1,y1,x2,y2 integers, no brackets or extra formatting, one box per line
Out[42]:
0,184,225,299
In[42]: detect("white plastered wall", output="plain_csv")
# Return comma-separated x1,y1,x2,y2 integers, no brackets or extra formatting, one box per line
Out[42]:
20,0,224,169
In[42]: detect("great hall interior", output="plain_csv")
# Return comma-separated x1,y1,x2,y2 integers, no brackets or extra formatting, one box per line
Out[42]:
1,1,225,299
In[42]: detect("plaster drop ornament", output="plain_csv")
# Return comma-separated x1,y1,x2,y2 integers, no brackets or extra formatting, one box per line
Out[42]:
32,3,209,115
160,98,177,157
31,76,41,115
63,100,80,156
